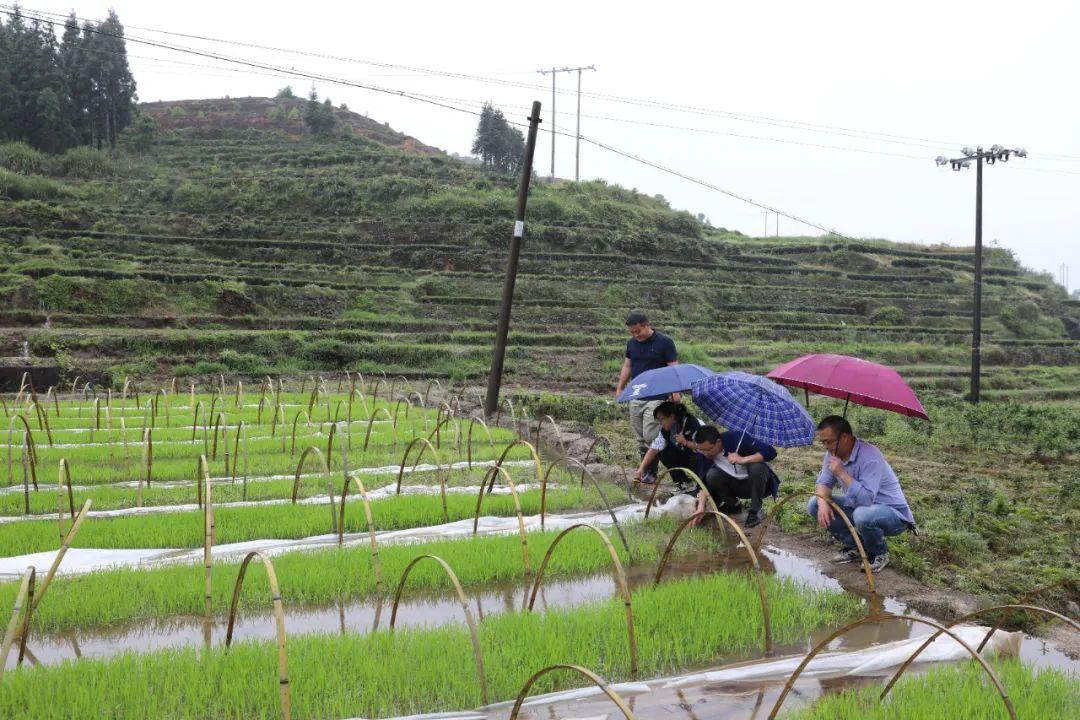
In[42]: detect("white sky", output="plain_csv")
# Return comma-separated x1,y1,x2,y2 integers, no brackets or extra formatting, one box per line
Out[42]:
16,1,1080,290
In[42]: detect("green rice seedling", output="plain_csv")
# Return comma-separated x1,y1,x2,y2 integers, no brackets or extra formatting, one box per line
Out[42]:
790,660,1079,720
0,462,555,516
18,437,526,489
0,570,862,719
0,483,607,554
0,516,721,634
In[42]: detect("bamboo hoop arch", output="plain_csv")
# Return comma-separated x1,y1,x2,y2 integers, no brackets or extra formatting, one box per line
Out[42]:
643,467,719,518
361,407,396,451
424,379,442,405
407,391,425,409
56,459,75,545
155,388,170,427
392,398,410,427
388,554,488,704
532,414,565,452
880,604,1079,700
0,566,36,679
337,474,383,593
542,456,632,556
582,434,613,466
208,393,220,426
325,422,337,464
32,401,53,445
231,420,249,490
976,579,1078,652
331,399,346,424
190,400,205,442
653,510,773,654
31,499,92,613
750,492,876,598
306,384,325,416
766,613,1016,720
291,447,337,535
492,440,545,526
19,434,37,510
394,437,448,522
140,427,153,487
45,387,59,418
517,406,532,443
270,399,285,441
508,664,636,720
197,455,214,624
472,465,531,578
466,416,495,469
7,415,36,487
224,550,291,720
526,523,638,676
389,375,411,402
424,413,455,450
370,376,389,406
347,388,371,423
289,411,312,456
494,397,515,431
234,380,243,409
209,413,230,471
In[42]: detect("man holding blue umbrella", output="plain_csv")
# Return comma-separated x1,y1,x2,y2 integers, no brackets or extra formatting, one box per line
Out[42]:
613,312,678,484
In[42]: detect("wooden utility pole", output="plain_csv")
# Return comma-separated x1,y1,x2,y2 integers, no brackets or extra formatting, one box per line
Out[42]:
484,102,543,417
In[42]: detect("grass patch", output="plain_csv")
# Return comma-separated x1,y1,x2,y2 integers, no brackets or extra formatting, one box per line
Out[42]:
0,569,860,718
792,659,1079,720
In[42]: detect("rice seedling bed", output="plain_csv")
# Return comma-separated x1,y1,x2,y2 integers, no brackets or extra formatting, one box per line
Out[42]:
791,660,1078,720
0,570,861,719
0,480,605,554
0,516,713,634
0,462,539,516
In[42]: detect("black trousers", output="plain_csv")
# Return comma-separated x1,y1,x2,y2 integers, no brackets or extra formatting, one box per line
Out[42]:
704,463,769,512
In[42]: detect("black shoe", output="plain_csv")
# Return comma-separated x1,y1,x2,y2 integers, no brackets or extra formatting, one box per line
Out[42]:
744,509,762,528
640,471,657,485
718,501,743,516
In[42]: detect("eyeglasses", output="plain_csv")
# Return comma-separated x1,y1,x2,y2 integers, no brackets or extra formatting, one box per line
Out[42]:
819,434,848,451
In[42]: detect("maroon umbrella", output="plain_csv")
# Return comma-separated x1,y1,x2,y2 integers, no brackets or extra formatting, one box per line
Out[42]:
766,354,929,421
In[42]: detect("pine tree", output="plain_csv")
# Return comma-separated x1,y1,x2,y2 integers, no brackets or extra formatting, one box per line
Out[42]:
471,103,525,174
0,8,137,153
303,86,336,136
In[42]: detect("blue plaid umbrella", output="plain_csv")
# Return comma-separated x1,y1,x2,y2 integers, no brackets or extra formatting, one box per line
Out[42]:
690,371,816,447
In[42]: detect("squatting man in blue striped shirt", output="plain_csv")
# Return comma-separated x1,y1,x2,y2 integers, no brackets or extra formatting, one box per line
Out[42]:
808,415,916,573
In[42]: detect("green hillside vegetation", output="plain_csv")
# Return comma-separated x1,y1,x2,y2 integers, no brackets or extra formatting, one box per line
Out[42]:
0,96,1076,398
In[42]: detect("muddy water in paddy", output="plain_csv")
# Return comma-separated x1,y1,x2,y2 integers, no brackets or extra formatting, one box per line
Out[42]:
13,541,1077,678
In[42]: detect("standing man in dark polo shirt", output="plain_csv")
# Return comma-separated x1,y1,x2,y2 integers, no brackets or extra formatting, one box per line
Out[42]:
613,312,678,483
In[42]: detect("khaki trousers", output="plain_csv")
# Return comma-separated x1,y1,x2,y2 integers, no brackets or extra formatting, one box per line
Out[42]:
628,399,664,453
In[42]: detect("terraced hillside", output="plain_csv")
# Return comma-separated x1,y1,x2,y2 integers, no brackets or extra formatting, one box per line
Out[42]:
0,96,1077,401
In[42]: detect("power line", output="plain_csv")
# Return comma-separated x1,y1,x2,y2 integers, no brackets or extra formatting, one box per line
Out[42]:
20,3,1080,161
0,6,908,238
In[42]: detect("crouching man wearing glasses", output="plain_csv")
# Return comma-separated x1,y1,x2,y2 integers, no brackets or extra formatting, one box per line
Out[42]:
808,415,916,573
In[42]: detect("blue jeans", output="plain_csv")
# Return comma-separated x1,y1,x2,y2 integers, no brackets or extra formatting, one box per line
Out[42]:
807,497,908,558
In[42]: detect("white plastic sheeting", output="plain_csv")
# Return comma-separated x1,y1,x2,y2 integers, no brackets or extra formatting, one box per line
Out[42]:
0,500,686,579
0,459,537,500
344,625,1020,720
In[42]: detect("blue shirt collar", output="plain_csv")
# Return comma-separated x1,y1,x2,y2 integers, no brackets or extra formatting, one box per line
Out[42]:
841,438,863,466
